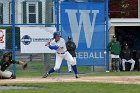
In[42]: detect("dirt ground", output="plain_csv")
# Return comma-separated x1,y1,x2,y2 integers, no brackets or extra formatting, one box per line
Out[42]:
1,76,140,84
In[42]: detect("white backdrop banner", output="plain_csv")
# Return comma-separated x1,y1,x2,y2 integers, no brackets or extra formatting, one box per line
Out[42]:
0,29,6,49
20,27,56,53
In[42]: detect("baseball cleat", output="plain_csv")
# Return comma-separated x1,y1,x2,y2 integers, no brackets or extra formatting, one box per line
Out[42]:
68,71,72,73
10,74,16,79
42,73,49,78
75,74,80,78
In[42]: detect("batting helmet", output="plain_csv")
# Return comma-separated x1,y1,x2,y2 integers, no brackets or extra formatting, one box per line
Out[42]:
53,32,60,38
113,35,116,38
68,36,71,40
3,51,12,60
124,43,128,46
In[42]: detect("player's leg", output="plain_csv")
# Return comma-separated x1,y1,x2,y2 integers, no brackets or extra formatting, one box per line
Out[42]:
67,57,76,72
64,52,79,78
0,71,2,79
73,57,79,78
110,54,115,72
53,54,63,71
122,59,126,71
73,57,77,64
48,54,63,73
11,73,16,79
67,60,72,72
114,58,117,71
128,59,135,71
112,58,116,72
115,58,120,72
1,70,14,79
43,54,63,78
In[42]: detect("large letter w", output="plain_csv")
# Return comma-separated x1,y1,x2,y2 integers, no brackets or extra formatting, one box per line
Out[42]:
65,10,99,48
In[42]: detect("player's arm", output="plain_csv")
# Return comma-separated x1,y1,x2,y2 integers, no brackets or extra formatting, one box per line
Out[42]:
45,38,54,46
45,42,50,46
71,42,76,50
45,38,59,50
46,41,59,50
108,42,112,51
130,50,134,59
12,60,27,70
18,61,27,70
48,45,59,50
73,42,76,49
18,60,26,65
120,50,124,59
66,43,72,51
11,60,25,65
49,38,66,50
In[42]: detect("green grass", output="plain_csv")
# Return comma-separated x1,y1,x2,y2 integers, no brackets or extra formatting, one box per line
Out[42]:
7,61,140,77
16,61,44,77
0,82,140,93
1,61,140,93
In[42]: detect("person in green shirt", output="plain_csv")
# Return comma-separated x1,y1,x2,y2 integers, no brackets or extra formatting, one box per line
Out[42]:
0,52,26,79
108,35,121,72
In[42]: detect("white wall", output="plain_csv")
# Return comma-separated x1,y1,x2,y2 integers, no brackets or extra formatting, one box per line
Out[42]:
16,0,46,24
0,0,47,24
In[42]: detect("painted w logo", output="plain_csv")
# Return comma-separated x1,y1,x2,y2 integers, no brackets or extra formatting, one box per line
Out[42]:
65,10,99,48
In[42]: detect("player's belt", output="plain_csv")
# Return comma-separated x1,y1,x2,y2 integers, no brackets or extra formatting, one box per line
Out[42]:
57,51,67,54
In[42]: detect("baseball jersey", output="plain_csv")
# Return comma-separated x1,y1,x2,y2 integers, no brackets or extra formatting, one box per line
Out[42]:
120,48,133,60
108,41,121,55
66,41,76,57
0,59,19,71
50,37,67,53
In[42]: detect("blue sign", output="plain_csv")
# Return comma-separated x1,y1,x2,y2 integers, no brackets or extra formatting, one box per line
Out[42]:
61,2,106,66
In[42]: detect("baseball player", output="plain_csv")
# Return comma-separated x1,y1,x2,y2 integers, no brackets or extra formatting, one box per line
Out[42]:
43,32,79,78
121,43,135,71
108,35,121,72
66,36,77,72
0,52,27,79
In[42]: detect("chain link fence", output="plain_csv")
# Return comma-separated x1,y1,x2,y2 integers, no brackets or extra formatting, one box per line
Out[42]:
0,0,139,77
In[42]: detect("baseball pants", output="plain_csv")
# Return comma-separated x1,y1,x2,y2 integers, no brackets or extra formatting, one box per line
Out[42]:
67,57,76,72
54,51,76,71
0,70,12,79
122,59,135,71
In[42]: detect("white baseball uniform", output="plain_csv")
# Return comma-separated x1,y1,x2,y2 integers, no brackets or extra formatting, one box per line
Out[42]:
0,70,12,78
50,38,76,71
